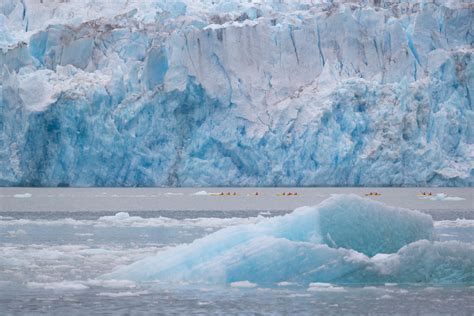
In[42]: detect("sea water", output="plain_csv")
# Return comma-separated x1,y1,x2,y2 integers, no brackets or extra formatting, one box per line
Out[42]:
0,188,473,315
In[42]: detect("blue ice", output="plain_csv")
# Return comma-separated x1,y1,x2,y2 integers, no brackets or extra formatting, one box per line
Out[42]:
103,195,474,285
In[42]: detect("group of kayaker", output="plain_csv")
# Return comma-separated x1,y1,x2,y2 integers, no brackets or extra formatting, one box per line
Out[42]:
210,192,301,197
217,192,237,196
365,192,382,196
418,192,433,196
209,191,439,198
366,192,436,197
276,192,298,196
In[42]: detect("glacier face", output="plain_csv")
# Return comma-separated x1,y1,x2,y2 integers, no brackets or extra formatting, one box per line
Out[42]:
0,0,473,186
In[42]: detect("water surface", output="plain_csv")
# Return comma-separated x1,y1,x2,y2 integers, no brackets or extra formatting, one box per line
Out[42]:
0,188,473,315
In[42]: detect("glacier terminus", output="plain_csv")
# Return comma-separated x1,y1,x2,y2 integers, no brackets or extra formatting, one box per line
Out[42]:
0,0,472,187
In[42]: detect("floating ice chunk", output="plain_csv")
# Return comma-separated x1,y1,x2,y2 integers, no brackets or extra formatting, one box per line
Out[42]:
27,281,89,291
277,281,295,287
442,197,466,201
420,193,466,201
307,283,346,292
191,190,216,196
96,212,148,226
104,195,438,284
230,281,257,288
13,193,32,198
99,212,135,221
87,279,137,289
74,233,94,236
96,291,148,297
288,293,311,298
192,190,208,195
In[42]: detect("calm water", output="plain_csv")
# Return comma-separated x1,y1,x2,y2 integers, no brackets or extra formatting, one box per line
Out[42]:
0,188,473,315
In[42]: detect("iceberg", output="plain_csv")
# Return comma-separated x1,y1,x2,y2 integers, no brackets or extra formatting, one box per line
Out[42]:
13,192,32,198
0,1,473,186
103,195,473,285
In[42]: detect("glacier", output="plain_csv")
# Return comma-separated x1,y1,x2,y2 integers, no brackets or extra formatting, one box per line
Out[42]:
103,195,474,285
0,0,473,186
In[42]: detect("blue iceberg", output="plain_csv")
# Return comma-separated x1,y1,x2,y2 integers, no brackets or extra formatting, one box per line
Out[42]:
103,195,473,285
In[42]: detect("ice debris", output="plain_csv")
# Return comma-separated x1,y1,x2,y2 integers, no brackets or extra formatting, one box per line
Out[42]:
420,193,466,201
13,193,32,198
230,281,257,289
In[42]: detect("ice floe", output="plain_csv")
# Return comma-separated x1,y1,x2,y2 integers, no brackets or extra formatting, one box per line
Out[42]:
13,193,32,198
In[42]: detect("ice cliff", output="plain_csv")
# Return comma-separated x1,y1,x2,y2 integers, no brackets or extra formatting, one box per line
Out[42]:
0,0,473,186
104,195,473,285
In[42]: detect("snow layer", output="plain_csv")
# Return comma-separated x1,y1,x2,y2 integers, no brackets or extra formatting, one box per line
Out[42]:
101,195,474,285
1,0,473,186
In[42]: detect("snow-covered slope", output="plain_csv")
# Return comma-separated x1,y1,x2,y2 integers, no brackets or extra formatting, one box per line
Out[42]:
0,0,472,186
